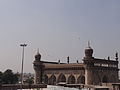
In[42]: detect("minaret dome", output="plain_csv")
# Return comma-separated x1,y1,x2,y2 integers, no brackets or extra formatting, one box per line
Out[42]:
35,49,41,61
85,41,93,59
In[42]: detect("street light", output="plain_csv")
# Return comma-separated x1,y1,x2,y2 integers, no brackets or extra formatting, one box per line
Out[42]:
20,44,27,89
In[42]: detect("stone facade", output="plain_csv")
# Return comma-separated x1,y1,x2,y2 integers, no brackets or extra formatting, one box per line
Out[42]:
33,45,119,85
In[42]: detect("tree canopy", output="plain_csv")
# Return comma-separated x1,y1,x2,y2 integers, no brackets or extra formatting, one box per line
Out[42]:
0,69,19,84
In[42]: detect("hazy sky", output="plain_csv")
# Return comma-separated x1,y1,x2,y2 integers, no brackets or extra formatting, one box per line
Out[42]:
0,0,120,73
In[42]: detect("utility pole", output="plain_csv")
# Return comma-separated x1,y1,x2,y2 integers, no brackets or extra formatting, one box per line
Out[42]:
20,44,27,90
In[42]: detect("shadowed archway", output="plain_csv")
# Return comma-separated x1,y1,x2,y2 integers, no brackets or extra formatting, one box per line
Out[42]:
57,73,66,83
93,73,101,85
68,75,75,84
48,74,56,85
102,75,108,83
77,75,85,84
110,74,116,83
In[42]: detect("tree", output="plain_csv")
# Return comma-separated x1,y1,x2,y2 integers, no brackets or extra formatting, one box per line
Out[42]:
25,77,34,84
0,71,3,84
2,69,18,84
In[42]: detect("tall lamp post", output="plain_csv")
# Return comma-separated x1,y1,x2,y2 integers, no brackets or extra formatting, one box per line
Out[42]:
20,44,27,89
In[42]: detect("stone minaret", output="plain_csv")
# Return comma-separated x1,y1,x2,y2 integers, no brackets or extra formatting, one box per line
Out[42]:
84,41,93,59
83,42,94,85
33,50,44,84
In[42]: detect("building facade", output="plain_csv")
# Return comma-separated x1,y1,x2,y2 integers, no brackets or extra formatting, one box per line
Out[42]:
33,45,119,85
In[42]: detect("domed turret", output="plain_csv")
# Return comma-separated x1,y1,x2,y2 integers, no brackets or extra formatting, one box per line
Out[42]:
85,41,93,59
33,49,44,84
115,51,118,61
35,49,41,61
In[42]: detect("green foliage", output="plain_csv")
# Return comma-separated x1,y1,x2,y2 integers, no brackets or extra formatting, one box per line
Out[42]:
0,69,19,84
25,77,34,84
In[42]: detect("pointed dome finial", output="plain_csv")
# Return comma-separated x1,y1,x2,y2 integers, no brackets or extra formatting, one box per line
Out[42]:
35,48,41,61
88,41,91,48
37,48,39,54
115,51,118,61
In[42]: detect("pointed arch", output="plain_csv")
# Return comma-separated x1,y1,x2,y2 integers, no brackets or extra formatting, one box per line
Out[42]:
77,75,85,84
93,73,101,85
57,73,66,83
48,74,56,85
68,75,76,84
110,74,116,83
43,74,48,84
102,75,108,83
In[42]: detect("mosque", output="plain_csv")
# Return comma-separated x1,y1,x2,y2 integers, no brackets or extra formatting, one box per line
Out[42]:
33,43,119,85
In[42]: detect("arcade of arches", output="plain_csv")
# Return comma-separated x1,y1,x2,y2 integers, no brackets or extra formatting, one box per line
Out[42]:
43,74,85,85
43,73,114,85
